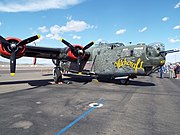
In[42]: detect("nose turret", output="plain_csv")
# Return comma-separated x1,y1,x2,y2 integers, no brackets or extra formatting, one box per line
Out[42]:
148,42,165,54
144,42,166,75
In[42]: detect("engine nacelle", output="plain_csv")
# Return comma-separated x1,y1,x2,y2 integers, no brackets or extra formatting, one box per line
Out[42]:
0,37,26,59
67,45,85,60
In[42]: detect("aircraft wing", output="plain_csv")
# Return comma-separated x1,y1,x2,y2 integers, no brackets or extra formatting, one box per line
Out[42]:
0,35,94,75
24,45,67,59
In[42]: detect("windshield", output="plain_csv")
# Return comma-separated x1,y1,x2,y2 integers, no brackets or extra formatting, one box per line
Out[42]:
146,46,158,57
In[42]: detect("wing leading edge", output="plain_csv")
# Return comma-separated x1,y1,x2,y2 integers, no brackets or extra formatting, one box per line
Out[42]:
24,45,68,60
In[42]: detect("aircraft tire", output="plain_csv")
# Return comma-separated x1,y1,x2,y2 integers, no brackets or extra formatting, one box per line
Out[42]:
53,67,62,84
120,78,129,85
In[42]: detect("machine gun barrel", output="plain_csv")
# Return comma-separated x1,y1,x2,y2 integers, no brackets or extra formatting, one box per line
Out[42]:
160,49,180,55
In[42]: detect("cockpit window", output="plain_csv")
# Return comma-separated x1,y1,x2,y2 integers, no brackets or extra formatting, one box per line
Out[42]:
146,46,157,57
148,42,165,52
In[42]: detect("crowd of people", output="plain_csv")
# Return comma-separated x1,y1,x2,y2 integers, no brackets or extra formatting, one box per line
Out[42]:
159,63,180,79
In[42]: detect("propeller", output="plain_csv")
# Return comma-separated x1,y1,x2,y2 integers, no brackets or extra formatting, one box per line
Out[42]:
60,38,94,73
0,35,11,46
77,49,83,73
17,35,40,47
0,35,40,76
33,42,37,65
10,50,16,76
60,38,75,52
82,41,94,51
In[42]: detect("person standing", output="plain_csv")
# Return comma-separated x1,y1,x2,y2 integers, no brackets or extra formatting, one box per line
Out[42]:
159,65,166,78
175,63,180,79
168,63,174,79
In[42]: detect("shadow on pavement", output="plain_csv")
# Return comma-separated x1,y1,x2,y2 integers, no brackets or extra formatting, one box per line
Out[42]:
0,79,53,86
63,74,155,86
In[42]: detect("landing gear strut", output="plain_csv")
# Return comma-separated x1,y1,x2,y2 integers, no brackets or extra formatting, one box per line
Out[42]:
52,59,62,84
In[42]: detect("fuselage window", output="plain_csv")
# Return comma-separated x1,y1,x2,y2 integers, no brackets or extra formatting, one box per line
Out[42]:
134,47,144,57
121,48,130,57
130,50,134,56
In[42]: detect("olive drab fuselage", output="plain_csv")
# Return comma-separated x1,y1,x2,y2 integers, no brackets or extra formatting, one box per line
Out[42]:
82,42,165,78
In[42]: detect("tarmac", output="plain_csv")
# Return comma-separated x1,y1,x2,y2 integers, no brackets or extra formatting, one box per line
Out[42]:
0,67,180,135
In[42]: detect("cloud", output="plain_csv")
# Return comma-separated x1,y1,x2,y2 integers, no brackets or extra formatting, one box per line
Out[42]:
45,20,94,40
59,20,94,32
138,27,147,32
174,2,180,8
72,35,81,39
38,26,49,33
96,38,103,43
168,37,180,43
0,0,84,12
162,17,169,22
45,25,61,40
66,15,72,20
173,25,180,30
0,22,2,26
50,25,61,34
46,33,61,40
116,29,126,35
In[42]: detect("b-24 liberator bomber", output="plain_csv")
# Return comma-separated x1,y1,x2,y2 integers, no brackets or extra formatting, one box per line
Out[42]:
0,35,179,84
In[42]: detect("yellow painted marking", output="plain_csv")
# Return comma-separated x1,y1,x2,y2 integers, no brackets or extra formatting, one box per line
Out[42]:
37,34,40,39
114,58,144,73
60,38,63,42
10,73,15,76
78,72,82,75
160,60,166,65
92,79,99,83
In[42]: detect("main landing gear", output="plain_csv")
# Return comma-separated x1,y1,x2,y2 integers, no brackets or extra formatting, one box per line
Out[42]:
119,74,137,85
119,78,129,85
52,59,62,84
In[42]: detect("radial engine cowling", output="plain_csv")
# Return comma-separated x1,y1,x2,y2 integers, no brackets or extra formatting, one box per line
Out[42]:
60,38,94,73
67,45,85,60
0,34,40,76
0,37,26,59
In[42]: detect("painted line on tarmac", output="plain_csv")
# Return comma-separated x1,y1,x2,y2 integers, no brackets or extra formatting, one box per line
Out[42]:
54,99,105,135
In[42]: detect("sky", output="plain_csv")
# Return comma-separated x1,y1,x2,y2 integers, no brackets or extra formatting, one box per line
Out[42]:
0,0,180,64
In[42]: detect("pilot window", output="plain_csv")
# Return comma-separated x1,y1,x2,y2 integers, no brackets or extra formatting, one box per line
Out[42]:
146,46,156,57
134,47,144,57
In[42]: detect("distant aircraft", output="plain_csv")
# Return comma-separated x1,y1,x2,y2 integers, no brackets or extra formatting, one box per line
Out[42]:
0,35,179,84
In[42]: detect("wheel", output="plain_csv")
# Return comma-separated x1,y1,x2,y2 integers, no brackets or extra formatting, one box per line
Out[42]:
53,67,62,84
120,78,129,85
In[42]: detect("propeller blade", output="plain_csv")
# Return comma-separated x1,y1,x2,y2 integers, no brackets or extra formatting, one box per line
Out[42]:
60,38,75,51
77,54,82,74
17,35,40,47
10,51,16,76
83,41,95,51
0,35,11,46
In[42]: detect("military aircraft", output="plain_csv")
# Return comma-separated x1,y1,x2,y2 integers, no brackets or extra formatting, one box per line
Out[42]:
0,35,179,84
